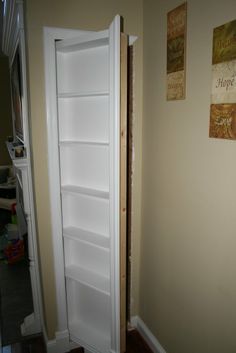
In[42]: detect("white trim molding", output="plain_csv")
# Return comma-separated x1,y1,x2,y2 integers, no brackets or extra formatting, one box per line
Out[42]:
43,328,80,353
131,316,167,353
109,15,121,353
44,316,166,353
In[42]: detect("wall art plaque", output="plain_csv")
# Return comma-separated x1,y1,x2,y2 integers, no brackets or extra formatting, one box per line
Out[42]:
167,2,187,101
210,19,236,139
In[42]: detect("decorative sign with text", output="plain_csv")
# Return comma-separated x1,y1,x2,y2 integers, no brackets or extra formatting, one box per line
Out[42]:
167,2,187,100
209,19,236,139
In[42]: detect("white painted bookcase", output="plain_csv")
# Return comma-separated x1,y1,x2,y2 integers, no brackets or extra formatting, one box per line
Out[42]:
44,16,135,353
57,31,112,353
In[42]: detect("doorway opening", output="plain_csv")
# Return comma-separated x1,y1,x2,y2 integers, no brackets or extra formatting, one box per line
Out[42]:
0,52,34,345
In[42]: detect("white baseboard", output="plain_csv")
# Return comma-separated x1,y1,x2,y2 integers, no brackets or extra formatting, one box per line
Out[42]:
45,338,57,353
42,327,80,353
42,316,165,353
44,332,70,353
131,316,167,353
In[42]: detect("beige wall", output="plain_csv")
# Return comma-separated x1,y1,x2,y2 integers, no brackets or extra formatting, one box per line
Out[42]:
141,1,236,353
0,56,12,165
24,0,143,339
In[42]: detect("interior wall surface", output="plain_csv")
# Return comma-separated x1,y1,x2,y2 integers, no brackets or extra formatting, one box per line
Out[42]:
141,1,236,353
24,0,143,339
0,56,12,165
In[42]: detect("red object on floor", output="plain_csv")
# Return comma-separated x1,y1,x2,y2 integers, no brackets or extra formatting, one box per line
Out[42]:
4,239,24,264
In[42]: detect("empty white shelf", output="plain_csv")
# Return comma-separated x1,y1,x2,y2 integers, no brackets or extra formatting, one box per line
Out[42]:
56,31,109,53
58,91,109,98
59,140,109,146
56,43,109,94
61,184,109,199
62,191,109,236
58,94,109,143
65,265,110,295
63,226,110,249
69,320,110,353
60,143,109,193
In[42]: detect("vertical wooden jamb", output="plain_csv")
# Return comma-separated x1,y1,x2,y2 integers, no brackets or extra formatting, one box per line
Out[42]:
120,32,128,353
126,45,134,324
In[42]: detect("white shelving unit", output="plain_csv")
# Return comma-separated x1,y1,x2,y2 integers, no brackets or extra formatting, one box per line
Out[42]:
55,27,113,353
44,15,133,353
